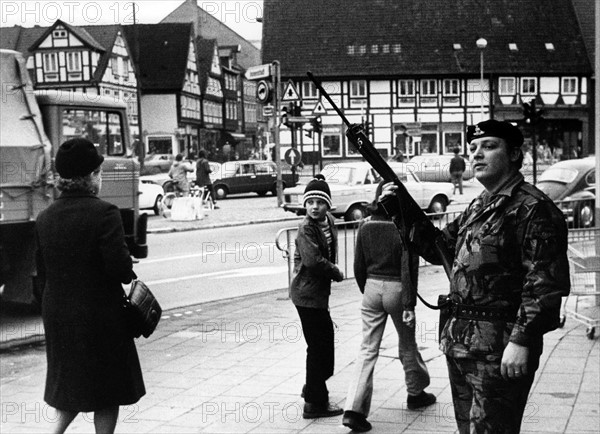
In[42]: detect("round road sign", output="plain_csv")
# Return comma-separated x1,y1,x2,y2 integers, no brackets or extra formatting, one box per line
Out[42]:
256,80,272,103
284,148,302,167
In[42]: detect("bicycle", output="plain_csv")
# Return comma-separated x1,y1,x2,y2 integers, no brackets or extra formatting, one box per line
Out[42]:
190,182,215,211
160,179,185,217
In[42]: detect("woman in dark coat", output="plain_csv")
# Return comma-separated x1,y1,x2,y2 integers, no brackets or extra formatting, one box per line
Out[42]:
36,138,145,433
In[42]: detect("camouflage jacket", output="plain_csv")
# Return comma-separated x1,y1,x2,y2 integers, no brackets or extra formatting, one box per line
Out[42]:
437,174,570,361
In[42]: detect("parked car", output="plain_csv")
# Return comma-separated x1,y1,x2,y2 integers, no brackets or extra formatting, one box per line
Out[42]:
283,161,454,221
211,160,298,199
407,154,473,182
138,180,164,215
536,156,596,228
141,153,174,175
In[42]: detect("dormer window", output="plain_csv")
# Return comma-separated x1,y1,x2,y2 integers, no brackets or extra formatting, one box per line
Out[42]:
545,42,555,51
509,43,518,51
347,45,355,55
392,44,401,54
453,43,462,50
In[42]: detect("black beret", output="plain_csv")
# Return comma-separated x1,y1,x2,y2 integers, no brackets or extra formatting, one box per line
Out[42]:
466,119,524,148
55,138,104,178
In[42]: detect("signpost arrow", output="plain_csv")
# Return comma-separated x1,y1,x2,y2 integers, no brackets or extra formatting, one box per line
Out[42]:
284,148,302,167
245,64,272,80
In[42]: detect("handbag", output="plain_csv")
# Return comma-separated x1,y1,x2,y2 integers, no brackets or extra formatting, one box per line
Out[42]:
124,279,162,338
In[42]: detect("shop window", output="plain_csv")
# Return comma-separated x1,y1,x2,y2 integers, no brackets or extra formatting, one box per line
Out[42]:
443,132,463,154
420,132,438,154
322,133,341,157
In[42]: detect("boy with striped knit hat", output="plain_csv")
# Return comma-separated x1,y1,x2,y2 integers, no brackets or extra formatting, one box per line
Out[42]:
291,177,344,419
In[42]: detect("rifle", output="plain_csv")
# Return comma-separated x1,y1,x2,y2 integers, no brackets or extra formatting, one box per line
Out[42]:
307,71,454,284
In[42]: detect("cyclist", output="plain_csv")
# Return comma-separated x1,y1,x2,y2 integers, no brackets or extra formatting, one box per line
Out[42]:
167,154,194,197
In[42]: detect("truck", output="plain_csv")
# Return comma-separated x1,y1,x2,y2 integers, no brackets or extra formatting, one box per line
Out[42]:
0,49,148,307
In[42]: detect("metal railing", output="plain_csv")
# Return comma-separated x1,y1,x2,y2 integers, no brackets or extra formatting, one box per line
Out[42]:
276,198,596,288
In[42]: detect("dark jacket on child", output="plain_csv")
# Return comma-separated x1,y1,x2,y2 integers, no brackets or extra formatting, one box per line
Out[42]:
290,213,340,309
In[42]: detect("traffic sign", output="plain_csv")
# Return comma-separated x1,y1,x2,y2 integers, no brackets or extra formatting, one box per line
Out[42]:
284,148,302,166
282,80,300,101
262,104,274,117
256,80,272,103
245,64,271,80
312,100,327,115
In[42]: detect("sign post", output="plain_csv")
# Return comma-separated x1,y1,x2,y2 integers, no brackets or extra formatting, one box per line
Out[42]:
271,61,283,207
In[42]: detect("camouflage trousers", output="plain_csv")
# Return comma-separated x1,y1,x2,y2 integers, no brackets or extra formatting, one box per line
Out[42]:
446,356,538,434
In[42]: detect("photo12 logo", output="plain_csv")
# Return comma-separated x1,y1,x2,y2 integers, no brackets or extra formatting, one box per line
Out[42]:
1,2,140,26
199,1,263,25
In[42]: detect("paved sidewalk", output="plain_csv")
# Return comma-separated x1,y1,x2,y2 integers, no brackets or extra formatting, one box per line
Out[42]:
1,266,598,433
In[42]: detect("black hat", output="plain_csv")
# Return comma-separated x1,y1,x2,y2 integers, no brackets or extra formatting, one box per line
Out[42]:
55,138,104,178
466,119,524,148
303,178,332,209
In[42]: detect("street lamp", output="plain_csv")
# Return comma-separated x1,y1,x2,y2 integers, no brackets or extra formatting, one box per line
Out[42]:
476,38,487,121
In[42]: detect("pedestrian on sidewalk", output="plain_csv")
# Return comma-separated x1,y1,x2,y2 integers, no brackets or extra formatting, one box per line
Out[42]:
35,138,145,434
291,176,345,419
195,149,218,208
380,119,570,433
450,147,466,195
343,182,436,432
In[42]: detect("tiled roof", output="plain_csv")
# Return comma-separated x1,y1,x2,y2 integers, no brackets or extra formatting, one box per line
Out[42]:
0,25,49,53
262,0,593,78
122,23,193,92
195,37,218,93
571,0,596,66
161,0,261,70
56,21,105,52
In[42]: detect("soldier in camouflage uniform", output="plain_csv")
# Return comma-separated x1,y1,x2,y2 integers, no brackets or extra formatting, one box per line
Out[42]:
381,119,570,433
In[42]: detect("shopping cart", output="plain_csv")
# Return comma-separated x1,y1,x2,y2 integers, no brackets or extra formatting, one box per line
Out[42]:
560,228,600,339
